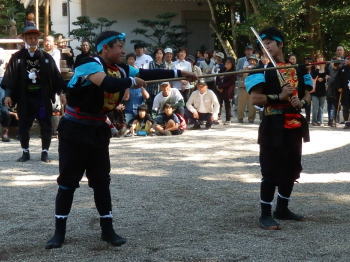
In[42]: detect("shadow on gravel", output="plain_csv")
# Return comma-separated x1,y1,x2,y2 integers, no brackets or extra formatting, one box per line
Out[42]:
0,127,349,261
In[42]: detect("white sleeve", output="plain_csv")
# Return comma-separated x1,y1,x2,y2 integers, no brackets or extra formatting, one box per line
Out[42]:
53,49,61,72
152,94,160,111
186,92,196,113
211,91,220,118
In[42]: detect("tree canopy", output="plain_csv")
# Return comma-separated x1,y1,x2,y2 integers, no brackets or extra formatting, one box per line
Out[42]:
210,0,350,59
131,12,189,52
0,0,25,37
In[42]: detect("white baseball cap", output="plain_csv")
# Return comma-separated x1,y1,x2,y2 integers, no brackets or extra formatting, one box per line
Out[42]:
215,52,225,59
164,48,173,54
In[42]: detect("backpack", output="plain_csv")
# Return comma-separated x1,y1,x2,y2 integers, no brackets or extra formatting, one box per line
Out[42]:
176,113,187,131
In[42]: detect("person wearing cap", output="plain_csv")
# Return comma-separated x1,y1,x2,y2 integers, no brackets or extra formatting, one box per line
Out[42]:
1,26,65,162
236,44,254,83
152,81,184,116
212,51,225,80
45,30,197,249
186,79,220,129
237,54,259,123
164,47,175,70
134,43,153,69
245,27,312,230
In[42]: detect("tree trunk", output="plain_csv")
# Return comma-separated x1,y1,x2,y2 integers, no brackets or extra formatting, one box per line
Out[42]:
244,0,251,17
44,0,50,35
249,0,260,15
306,0,322,54
230,4,238,57
207,0,237,58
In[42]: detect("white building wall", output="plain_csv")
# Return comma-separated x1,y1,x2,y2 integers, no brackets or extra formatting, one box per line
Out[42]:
50,0,82,51
80,0,213,54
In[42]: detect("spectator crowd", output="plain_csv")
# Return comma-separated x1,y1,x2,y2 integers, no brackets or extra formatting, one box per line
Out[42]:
1,34,350,145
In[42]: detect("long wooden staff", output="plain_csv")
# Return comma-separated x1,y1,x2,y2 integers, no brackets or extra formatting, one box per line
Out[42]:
145,60,343,84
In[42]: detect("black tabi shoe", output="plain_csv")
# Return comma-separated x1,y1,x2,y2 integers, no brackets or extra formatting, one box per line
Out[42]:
17,151,30,162
100,218,127,247
45,218,67,249
2,136,10,142
41,151,50,163
273,196,304,221
259,202,281,230
191,124,201,130
259,215,281,230
273,209,304,221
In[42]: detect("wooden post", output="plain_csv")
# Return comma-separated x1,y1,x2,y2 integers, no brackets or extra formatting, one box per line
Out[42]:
35,0,39,28
44,0,50,35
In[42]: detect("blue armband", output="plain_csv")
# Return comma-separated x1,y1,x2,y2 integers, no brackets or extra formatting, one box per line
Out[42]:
245,73,265,93
303,73,313,87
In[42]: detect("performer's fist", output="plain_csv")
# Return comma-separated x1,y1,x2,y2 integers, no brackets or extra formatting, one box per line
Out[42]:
279,83,294,101
60,94,67,106
290,96,302,109
181,71,198,82
134,77,146,88
4,97,12,108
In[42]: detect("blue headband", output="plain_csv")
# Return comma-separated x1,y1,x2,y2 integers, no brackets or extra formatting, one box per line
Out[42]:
259,34,283,43
96,33,126,52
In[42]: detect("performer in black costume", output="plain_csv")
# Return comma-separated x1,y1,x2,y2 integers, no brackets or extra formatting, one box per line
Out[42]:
1,26,65,162
245,27,312,230
45,31,196,249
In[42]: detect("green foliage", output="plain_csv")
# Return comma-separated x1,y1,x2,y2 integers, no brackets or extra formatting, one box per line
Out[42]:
69,16,117,46
96,17,117,34
214,0,350,59
131,12,189,52
0,0,25,37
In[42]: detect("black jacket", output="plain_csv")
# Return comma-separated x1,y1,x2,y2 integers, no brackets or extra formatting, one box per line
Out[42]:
1,48,64,115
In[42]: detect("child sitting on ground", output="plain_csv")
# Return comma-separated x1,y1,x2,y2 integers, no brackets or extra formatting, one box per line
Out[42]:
154,103,183,136
128,104,154,136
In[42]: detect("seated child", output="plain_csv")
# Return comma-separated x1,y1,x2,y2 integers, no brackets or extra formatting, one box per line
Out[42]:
128,104,154,136
154,103,183,136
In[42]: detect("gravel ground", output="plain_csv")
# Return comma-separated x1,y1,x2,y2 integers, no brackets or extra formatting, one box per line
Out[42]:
0,123,349,262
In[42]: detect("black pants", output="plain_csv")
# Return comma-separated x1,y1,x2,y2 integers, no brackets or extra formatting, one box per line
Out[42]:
185,108,213,127
304,103,311,123
342,104,350,122
18,97,52,150
180,89,191,104
54,118,113,218
217,94,231,121
57,118,111,188
259,129,303,185
259,128,303,203
0,108,11,128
